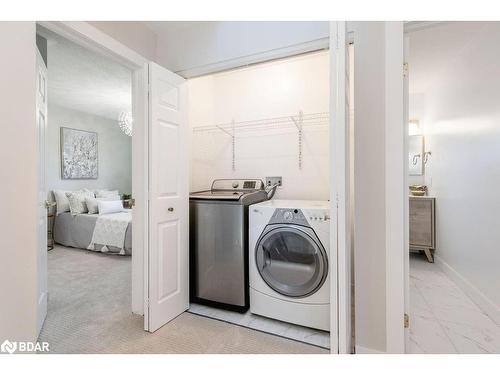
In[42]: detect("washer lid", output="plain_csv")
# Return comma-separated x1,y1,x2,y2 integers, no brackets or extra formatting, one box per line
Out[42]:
255,225,328,298
189,190,244,200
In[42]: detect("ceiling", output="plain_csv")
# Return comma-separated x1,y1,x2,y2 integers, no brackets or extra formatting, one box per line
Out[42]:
41,28,132,120
143,21,204,35
409,22,491,95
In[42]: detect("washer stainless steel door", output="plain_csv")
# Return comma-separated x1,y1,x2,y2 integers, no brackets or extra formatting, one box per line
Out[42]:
255,225,328,298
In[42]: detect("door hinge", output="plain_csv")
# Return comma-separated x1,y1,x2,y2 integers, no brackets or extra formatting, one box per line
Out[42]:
404,313,410,328
403,63,409,78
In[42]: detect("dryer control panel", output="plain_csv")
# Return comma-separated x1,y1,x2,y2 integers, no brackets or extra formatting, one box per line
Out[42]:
269,208,308,226
308,212,331,222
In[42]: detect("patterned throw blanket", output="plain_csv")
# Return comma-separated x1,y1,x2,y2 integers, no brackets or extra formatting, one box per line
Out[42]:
87,211,132,255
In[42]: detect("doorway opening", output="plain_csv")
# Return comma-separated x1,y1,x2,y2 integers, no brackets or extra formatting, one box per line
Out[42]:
36,25,139,352
33,21,351,354
405,22,500,354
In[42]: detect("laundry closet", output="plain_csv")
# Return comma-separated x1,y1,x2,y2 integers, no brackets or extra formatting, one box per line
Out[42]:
188,50,330,199
186,50,333,348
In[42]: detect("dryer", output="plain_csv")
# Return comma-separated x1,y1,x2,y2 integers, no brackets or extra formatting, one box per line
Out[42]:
249,200,331,331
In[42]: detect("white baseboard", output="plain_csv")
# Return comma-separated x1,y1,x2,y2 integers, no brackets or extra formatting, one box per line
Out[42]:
434,255,500,326
355,345,386,354
36,291,48,338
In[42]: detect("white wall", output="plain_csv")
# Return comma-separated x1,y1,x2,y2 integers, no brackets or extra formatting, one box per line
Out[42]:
349,21,388,353
47,104,132,197
346,21,405,354
188,51,330,200
0,22,38,342
411,22,500,320
155,21,329,76
88,21,157,62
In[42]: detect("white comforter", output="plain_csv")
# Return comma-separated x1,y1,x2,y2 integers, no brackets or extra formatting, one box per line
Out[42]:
87,211,132,255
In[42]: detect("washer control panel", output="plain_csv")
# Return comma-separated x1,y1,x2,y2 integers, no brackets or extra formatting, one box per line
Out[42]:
268,208,330,225
212,179,264,191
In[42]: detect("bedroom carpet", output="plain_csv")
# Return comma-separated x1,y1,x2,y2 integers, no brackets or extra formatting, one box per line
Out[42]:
38,245,327,354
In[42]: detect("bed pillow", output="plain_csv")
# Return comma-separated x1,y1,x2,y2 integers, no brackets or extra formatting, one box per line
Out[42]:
53,189,93,215
86,196,121,214
95,189,120,198
98,200,124,215
66,190,94,215
53,190,71,215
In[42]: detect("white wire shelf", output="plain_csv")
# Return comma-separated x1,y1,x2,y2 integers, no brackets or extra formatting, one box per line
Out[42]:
192,111,329,135
191,111,330,171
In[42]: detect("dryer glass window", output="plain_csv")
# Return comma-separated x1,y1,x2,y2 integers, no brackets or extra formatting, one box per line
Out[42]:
256,226,328,298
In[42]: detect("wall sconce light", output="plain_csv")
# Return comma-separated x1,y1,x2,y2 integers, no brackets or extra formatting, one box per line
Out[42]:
409,119,421,136
424,151,432,164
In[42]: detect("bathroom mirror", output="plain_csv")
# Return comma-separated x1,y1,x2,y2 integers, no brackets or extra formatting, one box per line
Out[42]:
409,135,424,175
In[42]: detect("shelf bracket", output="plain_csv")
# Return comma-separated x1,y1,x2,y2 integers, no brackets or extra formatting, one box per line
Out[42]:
231,120,235,171
291,111,303,169
216,120,236,171
215,125,234,138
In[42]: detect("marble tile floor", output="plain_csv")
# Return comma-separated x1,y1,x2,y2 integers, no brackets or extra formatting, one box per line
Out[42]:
409,253,500,354
188,303,330,349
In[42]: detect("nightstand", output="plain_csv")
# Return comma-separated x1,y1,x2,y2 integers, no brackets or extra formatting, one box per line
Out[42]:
47,212,55,251
409,196,436,262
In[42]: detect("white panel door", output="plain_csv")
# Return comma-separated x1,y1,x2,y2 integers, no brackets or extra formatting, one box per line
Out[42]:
148,62,189,332
36,49,48,337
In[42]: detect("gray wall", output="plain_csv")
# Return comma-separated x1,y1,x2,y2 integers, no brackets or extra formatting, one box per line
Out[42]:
47,103,132,197
88,21,157,62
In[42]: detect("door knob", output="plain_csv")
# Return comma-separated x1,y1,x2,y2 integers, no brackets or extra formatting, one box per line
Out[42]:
168,207,174,212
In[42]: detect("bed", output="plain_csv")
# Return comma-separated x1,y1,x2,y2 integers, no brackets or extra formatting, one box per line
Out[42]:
53,211,132,255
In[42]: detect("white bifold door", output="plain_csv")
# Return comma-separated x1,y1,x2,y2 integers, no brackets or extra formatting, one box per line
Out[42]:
330,21,352,354
147,62,189,332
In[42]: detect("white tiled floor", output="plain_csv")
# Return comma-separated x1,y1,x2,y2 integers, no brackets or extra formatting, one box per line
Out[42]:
409,253,500,354
189,303,330,349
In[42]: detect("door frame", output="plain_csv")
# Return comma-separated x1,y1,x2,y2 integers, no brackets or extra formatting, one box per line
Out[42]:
36,47,48,337
385,22,444,354
403,34,411,353
36,21,150,328
384,22,407,353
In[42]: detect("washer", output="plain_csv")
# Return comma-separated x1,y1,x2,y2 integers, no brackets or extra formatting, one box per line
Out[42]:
249,200,331,331
189,179,268,312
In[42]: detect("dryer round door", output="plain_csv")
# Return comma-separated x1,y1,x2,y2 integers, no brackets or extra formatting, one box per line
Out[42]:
255,225,328,298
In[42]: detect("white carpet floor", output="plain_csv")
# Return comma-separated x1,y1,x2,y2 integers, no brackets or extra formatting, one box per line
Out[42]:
38,246,327,354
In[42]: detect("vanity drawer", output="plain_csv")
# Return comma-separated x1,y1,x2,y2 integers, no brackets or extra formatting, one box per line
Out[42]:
409,197,435,249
